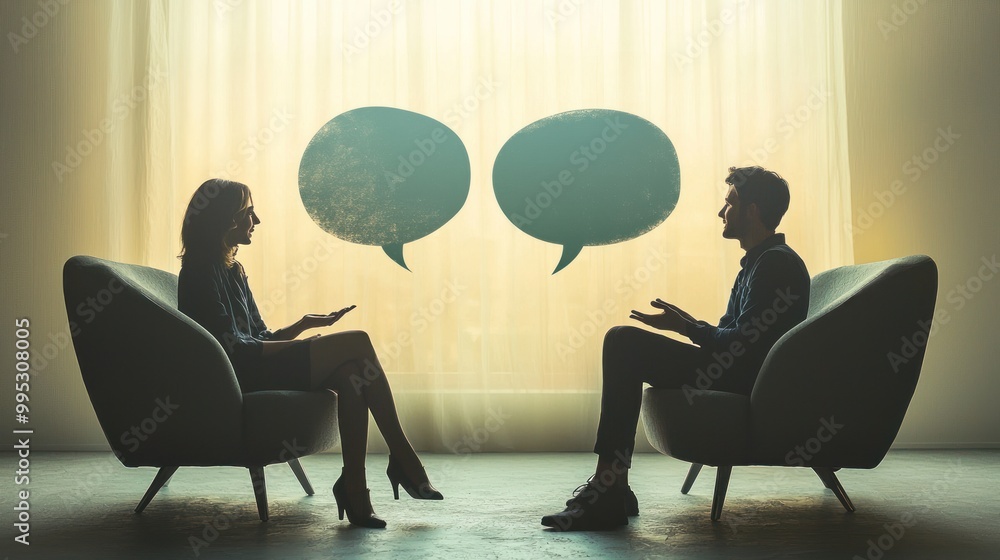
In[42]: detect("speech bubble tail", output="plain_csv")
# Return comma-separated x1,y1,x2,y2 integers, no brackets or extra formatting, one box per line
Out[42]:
552,245,583,274
383,243,411,271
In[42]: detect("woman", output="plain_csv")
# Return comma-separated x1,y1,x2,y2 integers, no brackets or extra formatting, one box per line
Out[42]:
177,178,441,528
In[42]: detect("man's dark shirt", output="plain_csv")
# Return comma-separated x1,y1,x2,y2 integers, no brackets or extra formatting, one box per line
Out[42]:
177,256,274,372
687,233,810,393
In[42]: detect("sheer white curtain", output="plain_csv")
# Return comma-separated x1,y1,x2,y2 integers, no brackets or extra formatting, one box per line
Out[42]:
116,0,851,452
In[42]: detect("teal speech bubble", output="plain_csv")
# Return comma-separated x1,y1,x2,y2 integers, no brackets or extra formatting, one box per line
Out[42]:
299,107,471,270
492,109,680,273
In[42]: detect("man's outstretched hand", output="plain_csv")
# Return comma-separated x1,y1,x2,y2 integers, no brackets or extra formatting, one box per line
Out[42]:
630,299,697,335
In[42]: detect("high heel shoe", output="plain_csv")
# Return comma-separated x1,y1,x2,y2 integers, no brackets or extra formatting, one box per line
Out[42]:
332,471,386,528
386,455,443,500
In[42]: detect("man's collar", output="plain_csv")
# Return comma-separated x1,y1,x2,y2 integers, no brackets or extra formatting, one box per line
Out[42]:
740,233,785,269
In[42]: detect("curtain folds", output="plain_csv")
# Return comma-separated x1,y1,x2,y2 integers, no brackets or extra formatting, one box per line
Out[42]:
112,0,852,452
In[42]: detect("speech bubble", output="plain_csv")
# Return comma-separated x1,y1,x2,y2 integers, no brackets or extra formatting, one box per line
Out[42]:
299,107,471,270
492,109,680,273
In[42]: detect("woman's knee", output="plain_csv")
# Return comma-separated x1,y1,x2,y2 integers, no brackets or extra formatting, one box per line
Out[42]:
312,330,375,361
340,330,375,353
315,329,371,347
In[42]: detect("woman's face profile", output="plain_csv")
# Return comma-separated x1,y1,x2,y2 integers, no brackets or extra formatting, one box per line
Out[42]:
225,197,260,248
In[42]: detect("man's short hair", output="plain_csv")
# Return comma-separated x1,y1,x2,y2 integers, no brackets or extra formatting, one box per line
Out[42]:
725,166,790,230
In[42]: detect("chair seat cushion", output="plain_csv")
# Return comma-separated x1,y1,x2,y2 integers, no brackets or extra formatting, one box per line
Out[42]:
641,388,751,466
241,390,339,465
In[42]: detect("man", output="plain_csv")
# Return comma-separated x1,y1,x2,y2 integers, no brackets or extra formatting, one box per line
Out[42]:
541,166,811,531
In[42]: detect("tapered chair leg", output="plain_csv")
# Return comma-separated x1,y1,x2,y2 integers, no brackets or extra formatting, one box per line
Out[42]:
287,458,314,496
249,467,269,522
813,467,855,513
681,463,703,494
135,466,179,513
710,466,732,521
813,467,833,489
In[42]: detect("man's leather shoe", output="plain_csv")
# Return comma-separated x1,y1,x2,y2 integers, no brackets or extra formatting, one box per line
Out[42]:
565,476,639,516
542,481,628,531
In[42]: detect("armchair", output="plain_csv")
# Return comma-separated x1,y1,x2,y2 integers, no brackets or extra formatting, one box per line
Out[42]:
641,255,938,520
63,255,339,521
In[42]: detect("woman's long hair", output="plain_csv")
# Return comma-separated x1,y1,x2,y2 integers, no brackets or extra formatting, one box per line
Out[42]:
179,179,252,268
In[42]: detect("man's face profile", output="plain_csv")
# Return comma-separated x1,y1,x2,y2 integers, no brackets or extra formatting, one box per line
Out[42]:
719,185,744,240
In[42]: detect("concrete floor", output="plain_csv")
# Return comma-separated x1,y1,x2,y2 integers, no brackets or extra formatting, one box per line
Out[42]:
1,450,998,559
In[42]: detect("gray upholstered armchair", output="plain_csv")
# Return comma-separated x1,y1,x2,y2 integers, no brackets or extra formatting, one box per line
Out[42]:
63,255,339,521
641,255,938,520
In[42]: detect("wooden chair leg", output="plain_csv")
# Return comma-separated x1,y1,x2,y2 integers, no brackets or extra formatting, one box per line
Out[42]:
710,466,732,522
681,463,703,494
813,467,855,513
135,466,178,513
287,458,314,496
249,467,269,522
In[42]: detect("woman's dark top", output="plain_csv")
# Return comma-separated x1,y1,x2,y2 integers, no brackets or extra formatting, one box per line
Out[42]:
177,256,275,374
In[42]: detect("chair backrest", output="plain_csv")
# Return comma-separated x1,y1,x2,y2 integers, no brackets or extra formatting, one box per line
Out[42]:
63,255,245,466
749,255,937,468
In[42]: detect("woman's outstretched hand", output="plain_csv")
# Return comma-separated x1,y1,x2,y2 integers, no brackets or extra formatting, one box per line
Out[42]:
300,305,356,331
270,305,357,341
